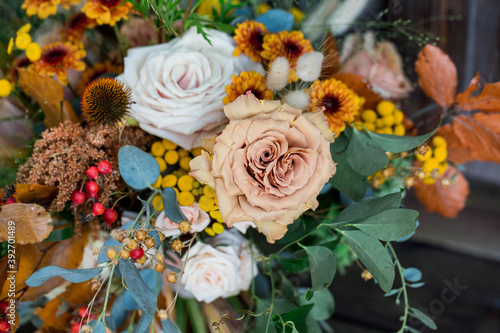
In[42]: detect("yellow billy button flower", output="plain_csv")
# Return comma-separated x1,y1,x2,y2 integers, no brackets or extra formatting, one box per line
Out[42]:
422,158,439,174
179,156,192,171
177,175,194,191
205,227,215,236
361,110,377,122
15,33,31,50
198,195,215,212
164,150,179,165
203,185,216,198
432,136,447,148
152,174,162,189
152,194,164,211
209,208,223,222
212,222,224,234
394,109,404,124
17,23,31,34
363,122,376,132
7,38,14,55
151,141,165,157
415,147,432,161
178,191,195,206
382,114,395,127
162,174,177,188
0,80,13,97
191,147,203,157
433,146,448,162
290,6,304,22
394,124,405,136
155,157,167,173
25,42,42,61
376,100,395,116
162,139,177,150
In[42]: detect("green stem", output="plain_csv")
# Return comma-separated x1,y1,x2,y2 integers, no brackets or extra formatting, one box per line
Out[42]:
409,103,440,120
100,265,116,322
113,24,126,61
0,115,26,123
387,242,409,333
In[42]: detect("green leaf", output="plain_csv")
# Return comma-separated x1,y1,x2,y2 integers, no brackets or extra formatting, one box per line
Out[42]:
326,192,402,228
26,266,104,287
88,320,106,333
162,318,182,333
119,259,157,316
329,151,369,202
353,209,419,241
298,289,335,321
118,145,160,190
43,224,74,241
347,127,389,176
279,250,309,273
365,125,439,153
410,308,437,330
185,298,208,333
340,230,395,293
330,132,349,153
273,304,314,333
403,267,423,282
162,187,187,223
301,245,336,291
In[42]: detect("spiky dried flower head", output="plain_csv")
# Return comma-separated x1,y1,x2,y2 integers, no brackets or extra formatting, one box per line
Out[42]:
81,77,131,126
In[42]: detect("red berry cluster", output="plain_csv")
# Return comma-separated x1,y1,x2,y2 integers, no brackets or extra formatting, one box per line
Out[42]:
71,161,118,226
70,306,97,333
0,301,9,332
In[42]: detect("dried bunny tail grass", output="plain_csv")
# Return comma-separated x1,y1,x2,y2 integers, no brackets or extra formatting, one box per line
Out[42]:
281,90,310,110
266,57,290,91
296,51,324,82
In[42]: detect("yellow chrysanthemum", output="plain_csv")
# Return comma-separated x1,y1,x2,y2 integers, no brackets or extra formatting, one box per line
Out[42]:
60,0,80,9
223,71,273,104
309,78,364,136
82,0,134,26
76,61,123,94
261,31,313,81
22,0,60,19
233,21,268,62
29,42,86,85
63,12,97,47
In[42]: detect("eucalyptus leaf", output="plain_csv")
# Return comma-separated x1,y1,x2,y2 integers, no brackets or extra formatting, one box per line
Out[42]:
98,220,138,264
353,209,419,241
135,313,154,333
162,318,182,333
366,126,439,153
279,250,309,273
404,267,423,282
384,289,400,297
326,192,402,228
329,151,369,202
118,145,160,190
410,308,437,330
110,293,128,328
26,266,104,287
408,282,425,288
255,9,294,32
347,127,389,176
119,259,157,316
88,320,106,333
123,269,161,311
340,230,394,293
162,187,188,223
301,245,336,291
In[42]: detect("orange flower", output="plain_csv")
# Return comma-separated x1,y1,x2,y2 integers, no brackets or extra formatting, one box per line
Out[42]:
261,31,313,81
223,71,273,105
62,12,97,46
77,61,123,94
60,0,80,9
21,0,60,19
233,21,267,62
309,78,364,136
82,0,134,26
29,42,86,85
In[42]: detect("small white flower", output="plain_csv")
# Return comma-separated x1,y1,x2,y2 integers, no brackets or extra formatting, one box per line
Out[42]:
266,57,289,90
296,51,324,82
281,90,310,110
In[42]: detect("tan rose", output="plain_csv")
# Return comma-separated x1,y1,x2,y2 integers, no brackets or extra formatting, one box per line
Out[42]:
190,93,336,243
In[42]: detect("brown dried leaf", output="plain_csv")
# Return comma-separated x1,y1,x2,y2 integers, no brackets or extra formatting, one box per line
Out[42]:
320,32,340,78
18,68,79,128
415,44,457,109
331,73,383,110
413,166,469,218
456,73,500,112
0,184,59,206
0,203,53,244
438,113,500,164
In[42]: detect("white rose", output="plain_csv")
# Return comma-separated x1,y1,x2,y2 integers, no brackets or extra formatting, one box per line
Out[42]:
119,27,263,150
181,231,258,303
156,203,211,237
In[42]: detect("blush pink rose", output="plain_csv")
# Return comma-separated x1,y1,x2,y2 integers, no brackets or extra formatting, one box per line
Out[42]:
190,93,336,243
340,32,412,100
155,203,210,237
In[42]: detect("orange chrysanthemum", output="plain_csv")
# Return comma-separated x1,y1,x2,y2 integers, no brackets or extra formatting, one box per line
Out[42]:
22,0,60,19
233,21,268,62
261,31,313,81
77,61,123,94
60,0,80,9
223,71,273,105
62,12,97,46
82,0,134,26
29,42,86,86
309,79,364,136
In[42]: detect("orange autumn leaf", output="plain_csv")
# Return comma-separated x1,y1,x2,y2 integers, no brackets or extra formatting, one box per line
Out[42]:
0,203,53,244
331,73,383,110
18,68,79,129
456,73,500,112
320,33,340,79
413,166,469,218
415,44,457,109
0,184,58,206
437,113,500,164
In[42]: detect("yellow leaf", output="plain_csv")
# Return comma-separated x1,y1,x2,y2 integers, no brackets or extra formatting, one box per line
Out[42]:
0,203,53,244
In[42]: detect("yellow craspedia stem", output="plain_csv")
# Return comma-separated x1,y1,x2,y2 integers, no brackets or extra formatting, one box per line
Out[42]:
0,80,12,97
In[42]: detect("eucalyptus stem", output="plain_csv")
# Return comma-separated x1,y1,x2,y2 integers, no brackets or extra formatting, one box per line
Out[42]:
100,264,116,322
387,242,409,333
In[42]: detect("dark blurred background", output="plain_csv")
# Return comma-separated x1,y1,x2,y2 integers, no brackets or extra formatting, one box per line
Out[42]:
329,1,500,332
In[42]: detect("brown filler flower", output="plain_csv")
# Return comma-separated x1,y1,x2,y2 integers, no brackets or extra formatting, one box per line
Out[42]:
17,121,154,212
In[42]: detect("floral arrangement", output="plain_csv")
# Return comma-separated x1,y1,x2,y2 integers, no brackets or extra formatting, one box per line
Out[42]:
0,0,499,332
